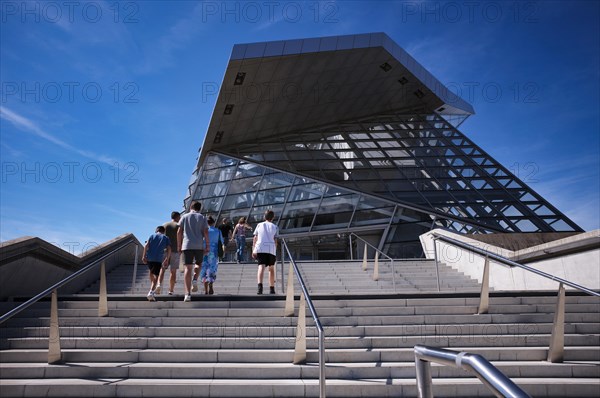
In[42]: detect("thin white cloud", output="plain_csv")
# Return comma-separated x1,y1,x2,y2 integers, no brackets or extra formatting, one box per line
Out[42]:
136,4,206,75
92,203,153,223
0,142,24,158
0,106,121,167
525,156,600,231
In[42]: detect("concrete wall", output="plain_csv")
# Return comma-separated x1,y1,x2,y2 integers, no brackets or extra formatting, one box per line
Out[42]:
419,229,600,292
0,234,142,301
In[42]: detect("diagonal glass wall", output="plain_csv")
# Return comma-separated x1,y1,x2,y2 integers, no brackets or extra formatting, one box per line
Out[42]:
185,111,582,258
187,152,486,258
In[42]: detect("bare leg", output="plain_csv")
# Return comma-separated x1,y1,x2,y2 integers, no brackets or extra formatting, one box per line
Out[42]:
268,266,275,287
169,268,177,293
183,264,193,294
257,264,265,284
157,267,166,287
149,273,158,292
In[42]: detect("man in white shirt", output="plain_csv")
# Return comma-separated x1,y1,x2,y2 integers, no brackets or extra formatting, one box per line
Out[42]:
252,210,279,294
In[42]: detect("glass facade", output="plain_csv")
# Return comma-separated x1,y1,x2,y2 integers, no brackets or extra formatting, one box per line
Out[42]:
184,111,582,259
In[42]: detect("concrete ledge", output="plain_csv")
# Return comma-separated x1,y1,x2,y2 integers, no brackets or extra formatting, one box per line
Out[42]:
420,229,600,292
0,234,143,301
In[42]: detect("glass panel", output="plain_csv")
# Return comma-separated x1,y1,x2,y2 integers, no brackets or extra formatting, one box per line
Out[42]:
228,176,262,194
312,194,359,230
369,132,392,139
204,154,237,170
255,187,289,206
514,219,538,232
280,200,318,231
195,181,229,199
288,183,324,202
202,197,223,213
355,141,377,148
222,192,256,210
287,151,314,160
220,209,251,227
259,172,295,190
249,204,285,225
363,150,385,158
235,162,264,179
351,197,395,227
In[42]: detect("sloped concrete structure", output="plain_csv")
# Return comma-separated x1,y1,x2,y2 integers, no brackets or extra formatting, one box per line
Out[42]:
185,33,582,258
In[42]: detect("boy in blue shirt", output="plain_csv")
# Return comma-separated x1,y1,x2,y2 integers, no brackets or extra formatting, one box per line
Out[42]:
142,226,171,301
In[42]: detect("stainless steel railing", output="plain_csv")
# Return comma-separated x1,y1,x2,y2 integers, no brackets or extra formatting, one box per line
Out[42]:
414,345,531,398
280,238,326,398
349,232,396,290
429,231,600,362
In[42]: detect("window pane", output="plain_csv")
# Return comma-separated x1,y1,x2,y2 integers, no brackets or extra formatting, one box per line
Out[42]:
280,200,319,231
260,172,295,190
312,194,358,229
249,204,284,225
288,183,324,202
222,193,256,210
255,187,289,206
228,176,262,194
195,182,229,199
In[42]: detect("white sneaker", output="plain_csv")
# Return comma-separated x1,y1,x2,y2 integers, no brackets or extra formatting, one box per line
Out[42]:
155,285,162,295
183,294,191,302
146,291,155,302
168,291,173,295
191,280,198,292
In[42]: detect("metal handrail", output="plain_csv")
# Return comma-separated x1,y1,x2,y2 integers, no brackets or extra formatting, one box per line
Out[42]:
431,232,600,297
414,345,531,398
349,232,396,290
0,237,138,324
280,238,326,398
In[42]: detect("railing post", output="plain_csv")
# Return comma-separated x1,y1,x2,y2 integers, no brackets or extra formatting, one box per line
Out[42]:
131,244,139,295
373,251,379,281
547,283,566,363
349,234,353,260
318,329,326,398
415,356,433,398
284,260,295,317
391,259,396,291
477,255,490,314
432,237,441,292
293,292,307,364
99,261,108,317
280,250,285,294
48,289,61,364
362,243,368,271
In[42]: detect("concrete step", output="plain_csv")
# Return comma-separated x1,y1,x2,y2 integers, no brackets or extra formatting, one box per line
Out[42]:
1,360,598,379
3,334,598,351
1,377,600,397
3,346,599,364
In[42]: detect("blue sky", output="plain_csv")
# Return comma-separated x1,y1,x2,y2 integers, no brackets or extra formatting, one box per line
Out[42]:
1,0,598,254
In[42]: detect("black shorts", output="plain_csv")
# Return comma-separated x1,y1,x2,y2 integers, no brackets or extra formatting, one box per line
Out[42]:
256,253,276,266
183,249,204,265
147,261,162,276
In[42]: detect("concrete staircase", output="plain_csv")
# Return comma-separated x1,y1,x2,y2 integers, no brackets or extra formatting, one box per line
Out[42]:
1,261,599,397
78,259,482,296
